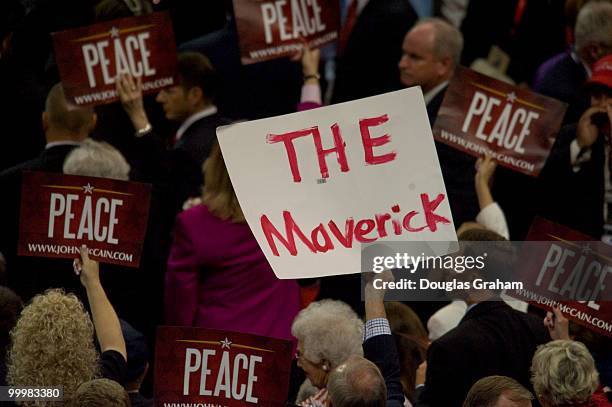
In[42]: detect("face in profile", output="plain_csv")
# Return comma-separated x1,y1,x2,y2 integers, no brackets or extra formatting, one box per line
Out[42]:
398,24,443,92
156,85,193,122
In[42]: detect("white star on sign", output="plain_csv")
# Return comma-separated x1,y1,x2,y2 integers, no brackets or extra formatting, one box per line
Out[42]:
82,183,94,194
220,337,232,349
506,92,517,103
110,27,120,38
581,243,593,256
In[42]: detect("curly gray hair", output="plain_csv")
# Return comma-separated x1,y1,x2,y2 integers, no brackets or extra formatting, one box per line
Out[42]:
63,139,130,181
291,300,364,367
531,340,599,406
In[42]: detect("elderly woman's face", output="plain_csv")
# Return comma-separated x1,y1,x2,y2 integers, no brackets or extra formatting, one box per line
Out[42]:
296,340,328,388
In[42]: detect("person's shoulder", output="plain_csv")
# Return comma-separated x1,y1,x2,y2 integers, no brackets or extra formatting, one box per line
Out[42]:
176,204,211,225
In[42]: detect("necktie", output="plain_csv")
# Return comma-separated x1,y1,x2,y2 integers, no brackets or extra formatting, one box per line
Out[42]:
337,0,359,56
511,0,527,36
600,131,612,243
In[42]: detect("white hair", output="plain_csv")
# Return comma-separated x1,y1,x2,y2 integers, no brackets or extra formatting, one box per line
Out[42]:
531,340,599,406
291,299,364,367
416,17,464,66
63,139,130,181
575,1,612,52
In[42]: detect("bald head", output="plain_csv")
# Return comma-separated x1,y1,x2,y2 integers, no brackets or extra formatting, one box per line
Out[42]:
43,84,95,141
327,356,386,407
398,18,463,93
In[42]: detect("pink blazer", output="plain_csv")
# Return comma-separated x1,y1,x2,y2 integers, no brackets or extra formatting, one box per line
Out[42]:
165,205,300,342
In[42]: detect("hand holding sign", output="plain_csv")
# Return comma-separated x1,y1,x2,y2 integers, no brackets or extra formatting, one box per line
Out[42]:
475,154,496,209
73,244,100,289
116,73,149,131
544,305,570,340
577,106,610,149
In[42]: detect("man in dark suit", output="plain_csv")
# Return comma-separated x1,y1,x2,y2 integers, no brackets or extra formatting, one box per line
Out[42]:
118,52,230,214
417,301,549,407
459,0,566,85
179,19,302,121
414,229,551,407
0,83,95,300
331,0,418,103
532,1,612,125
398,18,478,229
538,55,612,240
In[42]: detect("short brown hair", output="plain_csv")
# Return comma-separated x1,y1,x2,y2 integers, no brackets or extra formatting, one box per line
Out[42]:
71,379,130,407
45,83,95,134
463,376,533,407
202,141,245,223
178,52,218,102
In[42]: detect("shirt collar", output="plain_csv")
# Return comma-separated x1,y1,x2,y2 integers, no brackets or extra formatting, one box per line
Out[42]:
45,141,82,150
176,105,218,141
571,50,592,78
423,81,449,104
465,302,479,315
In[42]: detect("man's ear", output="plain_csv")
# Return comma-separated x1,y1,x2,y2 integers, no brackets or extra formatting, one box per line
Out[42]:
1,32,13,57
583,43,602,67
437,56,453,77
42,111,49,132
88,113,98,133
188,86,204,106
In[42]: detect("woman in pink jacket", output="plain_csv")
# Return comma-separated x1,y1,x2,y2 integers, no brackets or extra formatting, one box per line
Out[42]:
165,141,300,342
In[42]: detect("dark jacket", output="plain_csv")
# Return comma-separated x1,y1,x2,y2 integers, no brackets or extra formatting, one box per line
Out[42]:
0,144,82,302
363,333,405,407
332,0,418,103
538,123,605,238
417,301,550,407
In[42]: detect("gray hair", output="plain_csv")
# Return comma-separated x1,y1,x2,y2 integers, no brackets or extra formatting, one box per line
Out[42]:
575,1,612,52
291,300,364,367
63,139,130,181
416,17,464,66
327,355,386,407
531,340,599,406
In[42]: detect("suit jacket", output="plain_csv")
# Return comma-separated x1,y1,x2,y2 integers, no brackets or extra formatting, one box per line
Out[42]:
133,113,230,216
0,144,83,302
417,301,550,407
537,123,605,238
332,0,418,103
532,51,590,125
428,87,479,228
363,333,406,407
460,0,566,84
165,204,300,342
179,21,303,121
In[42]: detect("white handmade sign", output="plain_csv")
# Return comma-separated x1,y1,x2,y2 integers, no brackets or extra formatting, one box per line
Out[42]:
217,88,457,279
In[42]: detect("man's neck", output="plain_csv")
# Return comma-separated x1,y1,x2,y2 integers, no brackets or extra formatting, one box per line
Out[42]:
423,80,449,104
175,105,218,142
45,130,85,145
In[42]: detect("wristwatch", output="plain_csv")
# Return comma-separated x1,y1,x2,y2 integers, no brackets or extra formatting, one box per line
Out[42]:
304,73,321,81
135,123,152,137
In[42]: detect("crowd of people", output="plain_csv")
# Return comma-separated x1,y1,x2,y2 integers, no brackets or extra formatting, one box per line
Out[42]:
1,0,612,406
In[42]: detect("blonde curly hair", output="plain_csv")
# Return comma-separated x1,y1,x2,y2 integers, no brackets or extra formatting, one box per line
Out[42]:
531,340,599,406
7,289,100,406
